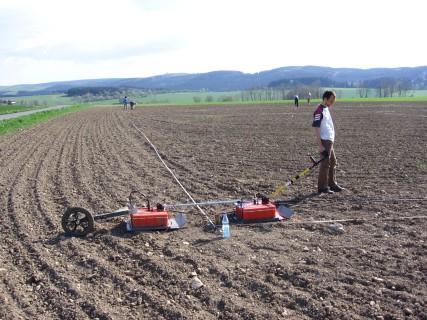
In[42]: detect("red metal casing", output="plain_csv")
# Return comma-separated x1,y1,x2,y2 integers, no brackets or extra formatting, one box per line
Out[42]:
131,208,169,228
236,203,277,221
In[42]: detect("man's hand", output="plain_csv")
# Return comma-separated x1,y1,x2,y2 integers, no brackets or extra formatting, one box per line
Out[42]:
321,149,329,158
319,144,329,158
314,127,327,157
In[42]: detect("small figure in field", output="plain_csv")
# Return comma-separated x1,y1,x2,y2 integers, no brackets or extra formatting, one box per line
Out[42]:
294,94,299,107
312,90,345,194
307,92,312,105
129,101,136,110
123,96,129,110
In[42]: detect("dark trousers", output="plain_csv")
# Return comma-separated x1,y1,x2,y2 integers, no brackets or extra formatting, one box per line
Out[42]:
318,139,337,190
294,99,299,107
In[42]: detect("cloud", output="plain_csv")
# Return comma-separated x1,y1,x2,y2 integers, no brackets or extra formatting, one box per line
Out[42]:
9,38,185,61
0,0,426,85
0,9,35,56
1,0,186,61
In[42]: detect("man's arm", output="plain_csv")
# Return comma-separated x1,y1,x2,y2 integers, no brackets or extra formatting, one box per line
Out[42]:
314,127,325,153
328,105,335,123
312,106,325,153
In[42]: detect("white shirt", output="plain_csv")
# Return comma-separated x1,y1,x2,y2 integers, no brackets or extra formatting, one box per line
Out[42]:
312,104,335,141
320,106,335,141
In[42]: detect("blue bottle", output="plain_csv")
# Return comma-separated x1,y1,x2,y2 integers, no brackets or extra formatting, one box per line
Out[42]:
222,213,230,239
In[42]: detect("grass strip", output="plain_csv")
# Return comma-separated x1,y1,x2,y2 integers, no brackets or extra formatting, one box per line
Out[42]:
0,105,35,115
139,96,427,107
0,104,89,136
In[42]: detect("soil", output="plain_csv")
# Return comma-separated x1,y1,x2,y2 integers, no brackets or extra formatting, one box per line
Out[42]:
0,102,426,320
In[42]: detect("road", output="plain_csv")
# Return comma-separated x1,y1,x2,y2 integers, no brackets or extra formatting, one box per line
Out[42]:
0,105,71,120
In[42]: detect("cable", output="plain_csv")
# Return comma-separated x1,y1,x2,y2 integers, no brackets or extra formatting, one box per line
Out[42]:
130,123,425,231
359,198,427,202
131,122,216,229
165,199,241,208
284,196,427,208
281,215,427,225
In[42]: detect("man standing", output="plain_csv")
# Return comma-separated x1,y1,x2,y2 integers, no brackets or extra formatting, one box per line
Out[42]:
307,92,312,104
123,96,129,110
312,90,344,194
294,94,299,107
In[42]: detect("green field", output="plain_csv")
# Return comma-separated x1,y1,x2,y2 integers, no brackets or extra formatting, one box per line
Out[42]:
327,88,427,99
3,94,75,107
133,89,427,105
3,89,427,108
0,104,88,136
94,91,242,106
0,105,34,115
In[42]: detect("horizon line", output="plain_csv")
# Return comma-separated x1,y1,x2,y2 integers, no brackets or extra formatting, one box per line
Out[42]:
1,64,427,88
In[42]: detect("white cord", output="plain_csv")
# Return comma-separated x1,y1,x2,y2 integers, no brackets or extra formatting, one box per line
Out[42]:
131,123,426,230
281,215,427,225
131,122,216,228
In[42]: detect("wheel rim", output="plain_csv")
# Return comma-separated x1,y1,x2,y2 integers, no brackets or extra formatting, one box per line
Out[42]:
62,207,94,236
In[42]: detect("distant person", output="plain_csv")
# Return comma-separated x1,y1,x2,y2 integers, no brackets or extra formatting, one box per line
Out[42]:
294,94,299,107
307,92,312,104
312,90,345,194
123,96,129,110
129,101,136,110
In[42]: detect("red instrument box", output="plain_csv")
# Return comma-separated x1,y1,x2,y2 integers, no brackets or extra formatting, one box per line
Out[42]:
236,202,277,221
131,208,169,228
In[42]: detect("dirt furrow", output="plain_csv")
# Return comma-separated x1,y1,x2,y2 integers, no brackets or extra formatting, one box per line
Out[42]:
0,114,137,319
0,104,425,319
0,277,30,320
1,124,91,319
47,109,290,318
27,109,206,318
34,113,168,318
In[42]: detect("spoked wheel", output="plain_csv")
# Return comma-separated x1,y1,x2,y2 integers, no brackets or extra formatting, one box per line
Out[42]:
61,207,95,236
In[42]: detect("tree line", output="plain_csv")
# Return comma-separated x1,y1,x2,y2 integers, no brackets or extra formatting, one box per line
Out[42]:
357,78,412,98
240,77,414,101
66,87,124,97
66,87,153,103
240,85,322,102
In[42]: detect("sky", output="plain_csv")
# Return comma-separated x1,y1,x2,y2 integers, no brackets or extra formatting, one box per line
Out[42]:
0,0,426,86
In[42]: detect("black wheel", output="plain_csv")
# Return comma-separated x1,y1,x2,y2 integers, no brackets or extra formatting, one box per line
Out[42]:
62,207,94,236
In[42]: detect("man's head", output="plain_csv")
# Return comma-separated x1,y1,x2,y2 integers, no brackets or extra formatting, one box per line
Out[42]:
322,90,336,106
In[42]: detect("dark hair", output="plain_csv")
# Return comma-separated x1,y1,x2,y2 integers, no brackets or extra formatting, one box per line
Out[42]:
322,90,336,100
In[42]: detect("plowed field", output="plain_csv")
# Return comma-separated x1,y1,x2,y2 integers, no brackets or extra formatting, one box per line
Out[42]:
0,103,426,319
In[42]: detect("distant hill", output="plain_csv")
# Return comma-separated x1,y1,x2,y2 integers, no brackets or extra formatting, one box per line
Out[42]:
1,65,426,96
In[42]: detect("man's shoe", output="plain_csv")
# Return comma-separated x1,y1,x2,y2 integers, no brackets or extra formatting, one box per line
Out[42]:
330,185,345,192
318,187,334,194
